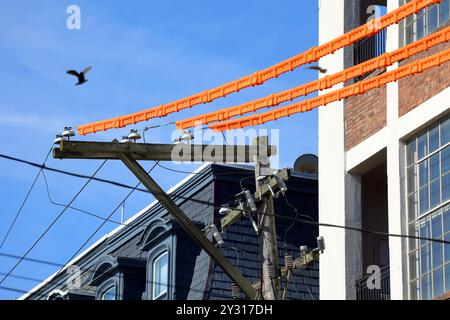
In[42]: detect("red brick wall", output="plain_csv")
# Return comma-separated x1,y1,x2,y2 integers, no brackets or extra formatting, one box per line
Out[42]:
345,70,387,151
398,40,450,117
344,28,449,151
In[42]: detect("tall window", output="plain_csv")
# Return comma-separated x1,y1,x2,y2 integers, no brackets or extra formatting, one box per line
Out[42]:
152,251,168,300
353,5,387,70
400,0,449,46
101,285,116,300
406,116,450,299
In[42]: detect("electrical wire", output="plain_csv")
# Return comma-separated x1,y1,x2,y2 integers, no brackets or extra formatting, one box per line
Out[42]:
0,251,212,297
221,132,229,145
41,170,123,226
221,245,258,271
223,246,241,269
156,162,202,175
40,161,160,295
140,122,177,143
142,129,148,144
0,153,152,193
0,271,217,300
269,213,450,245
13,155,248,228
307,285,318,300
0,265,216,299
137,121,211,143
0,286,28,294
6,188,447,299
0,272,42,283
0,146,53,248
0,152,254,195
0,160,108,286
239,176,254,190
0,161,290,300
283,195,316,248
156,162,254,177
257,205,298,248
41,170,450,248
186,194,450,246
33,164,231,300
0,251,63,267
2,150,449,302
2,150,447,245
139,121,176,132
292,278,301,300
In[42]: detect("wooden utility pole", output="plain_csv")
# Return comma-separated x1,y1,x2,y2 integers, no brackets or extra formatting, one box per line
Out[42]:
253,136,280,300
54,139,278,300
116,152,258,298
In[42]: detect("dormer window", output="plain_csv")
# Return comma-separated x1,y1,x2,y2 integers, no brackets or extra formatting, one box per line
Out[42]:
88,255,145,300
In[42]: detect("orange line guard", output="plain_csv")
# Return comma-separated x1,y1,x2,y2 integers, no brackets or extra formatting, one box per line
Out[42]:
208,48,450,132
76,0,441,135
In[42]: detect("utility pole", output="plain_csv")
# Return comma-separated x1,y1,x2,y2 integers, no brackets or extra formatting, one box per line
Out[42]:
253,136,280,300
56,138,323,300
54,139,277,300
117,152,257,298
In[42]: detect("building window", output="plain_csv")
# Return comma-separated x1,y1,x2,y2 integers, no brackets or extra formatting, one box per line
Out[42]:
101,285,117,301
152,251,168,300
406,116,450,299
353,5,387,79
400,0,449,46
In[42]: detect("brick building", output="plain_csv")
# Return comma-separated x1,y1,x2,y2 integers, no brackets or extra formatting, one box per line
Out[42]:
318,0,449,299
19,164,319,300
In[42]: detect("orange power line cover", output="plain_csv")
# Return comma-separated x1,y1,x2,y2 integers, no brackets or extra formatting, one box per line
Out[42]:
176,26,450,129
208,47,450,132
76,0,441,135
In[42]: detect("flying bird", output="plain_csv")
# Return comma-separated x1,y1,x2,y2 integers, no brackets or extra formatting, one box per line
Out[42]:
66,66,92,86
306,65,327,74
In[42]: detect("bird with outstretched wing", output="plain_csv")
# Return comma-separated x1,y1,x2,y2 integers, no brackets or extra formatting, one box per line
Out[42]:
66,66,92,86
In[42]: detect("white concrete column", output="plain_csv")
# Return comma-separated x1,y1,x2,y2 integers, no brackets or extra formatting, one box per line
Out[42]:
318,0,347,300
385,0,407,300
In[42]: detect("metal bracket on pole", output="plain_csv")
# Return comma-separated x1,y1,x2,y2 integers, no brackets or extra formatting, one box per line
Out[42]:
220,169,290,232
280,250,321,278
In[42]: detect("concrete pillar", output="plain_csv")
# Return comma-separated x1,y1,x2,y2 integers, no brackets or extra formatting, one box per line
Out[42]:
344,174,363,299
385,0,407,300
318,0,347,300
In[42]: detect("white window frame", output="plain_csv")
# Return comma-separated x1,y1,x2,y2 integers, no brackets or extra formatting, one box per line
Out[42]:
400,0,450,46
152,251,168,300
100,284,117,301
405,116,450,299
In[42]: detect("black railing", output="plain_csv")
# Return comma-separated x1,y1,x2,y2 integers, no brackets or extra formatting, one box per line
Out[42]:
353,28,387,80
355,265,390,300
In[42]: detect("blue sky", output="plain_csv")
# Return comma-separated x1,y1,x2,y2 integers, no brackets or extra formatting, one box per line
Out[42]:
0,0,318,299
